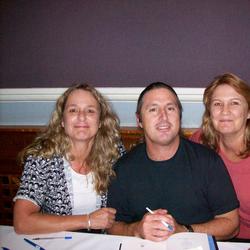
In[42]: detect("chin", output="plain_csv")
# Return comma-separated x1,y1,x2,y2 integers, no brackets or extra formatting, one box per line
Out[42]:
158,136,178,145
218,129,236,135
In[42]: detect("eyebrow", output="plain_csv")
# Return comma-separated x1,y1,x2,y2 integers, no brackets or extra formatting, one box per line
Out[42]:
66,104,98,108
144,102,177,110
65,104,100,112
211,97,243,102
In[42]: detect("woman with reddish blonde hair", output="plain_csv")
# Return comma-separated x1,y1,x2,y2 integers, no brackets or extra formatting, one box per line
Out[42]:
191,73,250,240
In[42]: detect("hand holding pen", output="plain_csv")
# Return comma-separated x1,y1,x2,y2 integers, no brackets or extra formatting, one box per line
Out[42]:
135,207,174,241
146,207,174,231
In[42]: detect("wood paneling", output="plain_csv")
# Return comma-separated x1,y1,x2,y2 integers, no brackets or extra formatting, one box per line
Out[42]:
0,126,195,225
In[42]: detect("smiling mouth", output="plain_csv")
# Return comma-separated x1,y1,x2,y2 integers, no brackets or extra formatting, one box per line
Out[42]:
219,120,233,122
75,125,89,128
157,124,171,130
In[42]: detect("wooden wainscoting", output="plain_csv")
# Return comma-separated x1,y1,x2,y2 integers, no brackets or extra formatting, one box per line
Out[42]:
0,126,195,225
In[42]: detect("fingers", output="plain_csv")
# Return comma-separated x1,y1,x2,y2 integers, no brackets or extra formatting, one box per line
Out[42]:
146,214,174,233
100,207,116,222
104,208,116,229
146,209,175,230
137,220,171,241
153,209,168,215
138,212,175,241
146,228,170,242
89,208,116,229
102,207,117,214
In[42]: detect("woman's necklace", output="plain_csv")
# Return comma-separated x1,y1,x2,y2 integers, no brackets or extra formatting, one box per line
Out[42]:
71,160,90,175
70,160,92,187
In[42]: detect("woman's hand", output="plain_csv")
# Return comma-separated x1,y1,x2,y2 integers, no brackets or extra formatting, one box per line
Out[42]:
89,207,116,229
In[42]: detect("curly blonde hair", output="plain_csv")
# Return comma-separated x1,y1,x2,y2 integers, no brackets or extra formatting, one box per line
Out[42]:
19,84,122,193
201,73,250,158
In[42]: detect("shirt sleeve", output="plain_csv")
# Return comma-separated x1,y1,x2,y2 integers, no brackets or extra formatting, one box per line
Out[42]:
205,153,239,215
118,141,127,157
189,128,202,143
107,162,133,223
14,156,47,208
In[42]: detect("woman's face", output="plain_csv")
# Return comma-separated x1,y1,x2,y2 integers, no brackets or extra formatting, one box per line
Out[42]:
210,84,250,137
62,89,101,144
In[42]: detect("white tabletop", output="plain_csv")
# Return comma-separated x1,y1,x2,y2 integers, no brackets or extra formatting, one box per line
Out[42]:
0,226,249,250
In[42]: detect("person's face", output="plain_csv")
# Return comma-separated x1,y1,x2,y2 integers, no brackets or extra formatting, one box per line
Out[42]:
62,89,101,144
137,88,181,147
210,84,250,137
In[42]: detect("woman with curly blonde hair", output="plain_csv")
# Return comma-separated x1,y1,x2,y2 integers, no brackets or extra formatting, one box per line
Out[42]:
191,73,250,240
14,83,125,234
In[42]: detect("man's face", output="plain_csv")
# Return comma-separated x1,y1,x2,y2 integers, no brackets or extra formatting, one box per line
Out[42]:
137,88,181,148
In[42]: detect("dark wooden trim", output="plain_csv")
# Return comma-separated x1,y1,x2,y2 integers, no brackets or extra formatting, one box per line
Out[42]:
0,126,196,225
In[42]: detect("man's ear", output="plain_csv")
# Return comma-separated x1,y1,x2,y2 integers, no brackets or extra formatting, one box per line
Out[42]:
61,120,64,128
136,113,143,128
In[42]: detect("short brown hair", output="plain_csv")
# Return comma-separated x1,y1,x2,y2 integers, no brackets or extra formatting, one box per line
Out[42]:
136,82,183,120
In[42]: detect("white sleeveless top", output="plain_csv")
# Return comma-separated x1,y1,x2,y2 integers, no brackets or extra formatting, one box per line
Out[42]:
70,168,101,215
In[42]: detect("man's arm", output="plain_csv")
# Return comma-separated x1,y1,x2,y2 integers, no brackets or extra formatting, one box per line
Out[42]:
108,209,239,241
175,209,239,240
108,209,175,242
107,221,139,237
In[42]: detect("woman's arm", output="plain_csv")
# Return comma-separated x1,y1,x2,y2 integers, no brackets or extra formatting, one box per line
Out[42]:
14,199,116,234
14,199,88,234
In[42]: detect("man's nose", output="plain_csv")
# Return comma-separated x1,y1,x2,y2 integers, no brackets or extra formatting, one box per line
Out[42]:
160,109,168,120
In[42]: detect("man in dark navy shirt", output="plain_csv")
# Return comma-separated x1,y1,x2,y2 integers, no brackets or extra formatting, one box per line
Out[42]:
108,82,239,241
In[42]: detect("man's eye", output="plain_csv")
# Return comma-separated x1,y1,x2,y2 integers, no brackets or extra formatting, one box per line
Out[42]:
168,106,175,111
231,101,240,106
148,108,157,112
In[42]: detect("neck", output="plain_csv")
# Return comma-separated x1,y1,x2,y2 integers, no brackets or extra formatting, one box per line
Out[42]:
146,136,180,161
219,133,245,162
69,140,93,174
71,139,93,157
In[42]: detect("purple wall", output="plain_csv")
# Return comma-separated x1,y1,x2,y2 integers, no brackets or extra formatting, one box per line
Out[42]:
1,0,250,88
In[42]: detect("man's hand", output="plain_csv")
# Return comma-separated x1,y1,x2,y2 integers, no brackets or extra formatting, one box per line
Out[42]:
134,209,175,241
